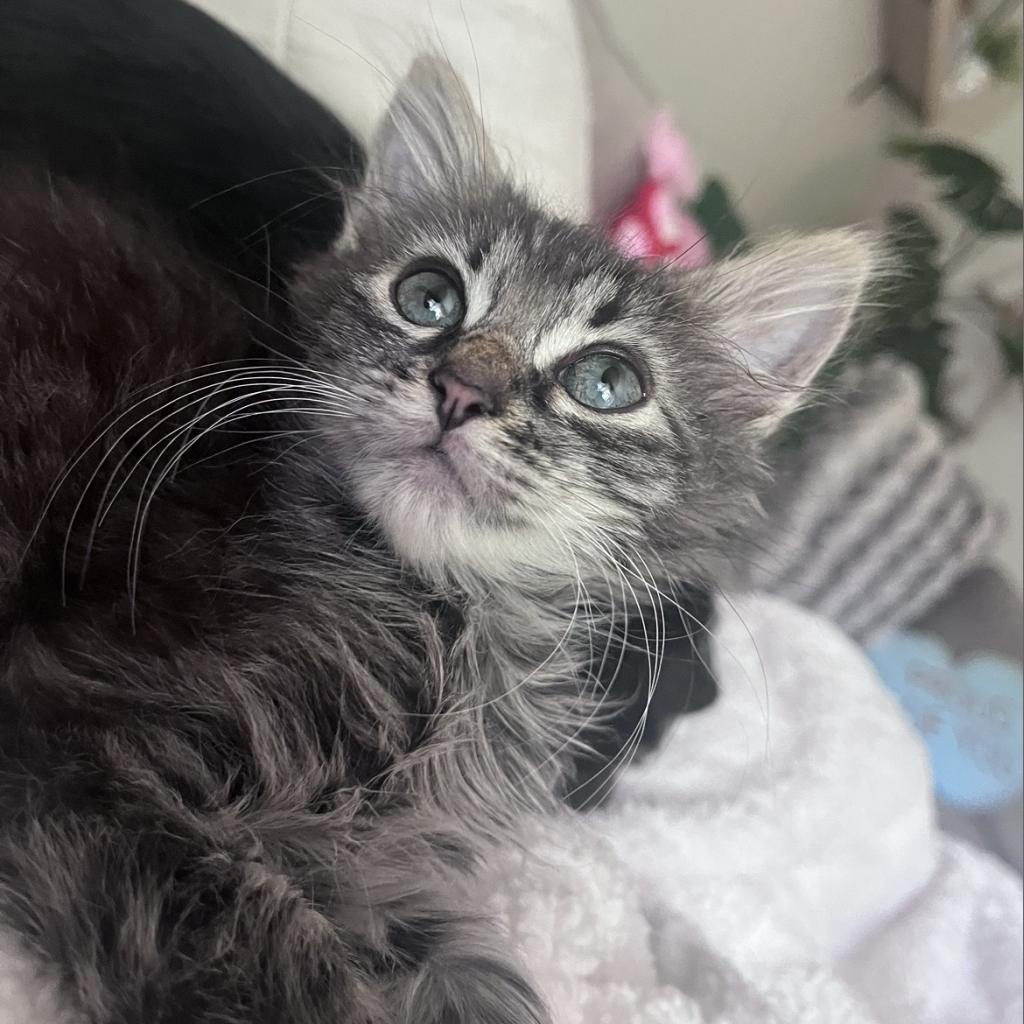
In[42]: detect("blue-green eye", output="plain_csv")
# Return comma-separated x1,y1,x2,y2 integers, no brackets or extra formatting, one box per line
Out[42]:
394,267,464,329
560,352,645,411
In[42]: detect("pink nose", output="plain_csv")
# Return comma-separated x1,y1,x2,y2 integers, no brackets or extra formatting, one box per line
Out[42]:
430,368,495,432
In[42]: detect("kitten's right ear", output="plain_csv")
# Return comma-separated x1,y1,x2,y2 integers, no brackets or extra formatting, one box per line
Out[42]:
363,56,495,200
690,229,883,432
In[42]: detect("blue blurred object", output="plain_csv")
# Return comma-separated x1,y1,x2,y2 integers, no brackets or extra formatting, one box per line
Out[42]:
870,630,1023,811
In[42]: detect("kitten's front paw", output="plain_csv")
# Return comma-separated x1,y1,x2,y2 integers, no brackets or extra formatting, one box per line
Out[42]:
399,954,550,1024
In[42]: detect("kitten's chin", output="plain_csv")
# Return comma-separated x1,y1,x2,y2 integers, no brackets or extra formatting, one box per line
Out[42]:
351,448,550,580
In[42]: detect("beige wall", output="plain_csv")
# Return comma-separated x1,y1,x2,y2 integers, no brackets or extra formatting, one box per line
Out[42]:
593,1,1021,243
594,0,891,231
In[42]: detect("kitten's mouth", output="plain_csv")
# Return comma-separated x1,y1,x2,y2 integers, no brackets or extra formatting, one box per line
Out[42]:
408,435,473,502
411,432,514,521
424,440,467,486
350,406,524,556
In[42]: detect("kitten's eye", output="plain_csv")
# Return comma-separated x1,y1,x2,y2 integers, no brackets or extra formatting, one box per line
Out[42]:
560,352,645,411
394,266,464,329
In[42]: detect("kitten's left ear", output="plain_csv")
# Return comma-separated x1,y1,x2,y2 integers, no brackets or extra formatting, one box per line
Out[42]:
364,55,496,200
692,230,883,431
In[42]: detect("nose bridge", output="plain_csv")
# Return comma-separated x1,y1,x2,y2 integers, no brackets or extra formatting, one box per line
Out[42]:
442,333,516,395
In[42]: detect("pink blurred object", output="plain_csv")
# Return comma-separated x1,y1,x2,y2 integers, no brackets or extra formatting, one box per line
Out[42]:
645,110,700,199
609,111,710,269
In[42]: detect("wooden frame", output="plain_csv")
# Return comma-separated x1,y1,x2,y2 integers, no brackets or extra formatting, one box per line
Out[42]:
882,0,961,121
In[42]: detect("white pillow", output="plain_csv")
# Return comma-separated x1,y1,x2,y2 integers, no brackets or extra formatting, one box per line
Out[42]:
188,0,592,217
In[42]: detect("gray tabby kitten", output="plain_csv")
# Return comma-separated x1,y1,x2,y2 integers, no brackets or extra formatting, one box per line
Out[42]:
0,58,876,1024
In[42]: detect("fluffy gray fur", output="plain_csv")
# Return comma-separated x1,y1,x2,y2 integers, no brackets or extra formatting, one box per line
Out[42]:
0,57,878,1024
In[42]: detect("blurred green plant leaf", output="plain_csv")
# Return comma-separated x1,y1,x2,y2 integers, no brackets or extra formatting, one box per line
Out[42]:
868,206,951,419
999,329,1023,378
966,191,1024,233
889,138,1024,234
975,23,1022,84
880,206,944,324
689,177,748,257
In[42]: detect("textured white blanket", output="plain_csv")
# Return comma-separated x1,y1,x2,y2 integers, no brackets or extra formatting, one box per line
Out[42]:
480,595,1024,1024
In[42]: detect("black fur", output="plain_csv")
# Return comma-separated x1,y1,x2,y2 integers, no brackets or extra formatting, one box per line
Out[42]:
0,0,364,313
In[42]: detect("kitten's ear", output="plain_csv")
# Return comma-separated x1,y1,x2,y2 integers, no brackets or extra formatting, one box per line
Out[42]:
694,230,881,431
365,55,495,199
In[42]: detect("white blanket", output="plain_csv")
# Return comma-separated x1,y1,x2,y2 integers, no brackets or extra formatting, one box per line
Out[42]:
481,595,1024,1023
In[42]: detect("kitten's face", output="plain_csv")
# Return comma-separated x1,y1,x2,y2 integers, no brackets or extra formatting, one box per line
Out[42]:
297,196,724,580
292,60,874,586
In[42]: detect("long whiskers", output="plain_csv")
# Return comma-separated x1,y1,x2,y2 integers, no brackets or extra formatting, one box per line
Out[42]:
46,365,359,616
518,521,634,786
565,537,664,811
67,369,344,591
123,390,358,627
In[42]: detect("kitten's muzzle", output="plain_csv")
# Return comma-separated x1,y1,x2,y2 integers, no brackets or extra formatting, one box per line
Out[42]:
430,335,513,432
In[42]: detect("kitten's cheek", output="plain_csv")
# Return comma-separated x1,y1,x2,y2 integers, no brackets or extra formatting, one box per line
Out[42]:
330,395,439,455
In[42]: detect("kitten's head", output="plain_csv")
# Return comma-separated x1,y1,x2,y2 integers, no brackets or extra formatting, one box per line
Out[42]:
293,58,877,590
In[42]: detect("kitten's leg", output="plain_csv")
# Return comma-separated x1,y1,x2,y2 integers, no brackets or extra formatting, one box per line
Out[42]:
0,815,387,1024
391,916,550,1024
